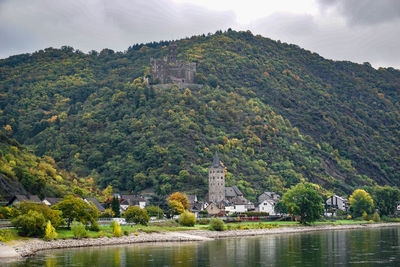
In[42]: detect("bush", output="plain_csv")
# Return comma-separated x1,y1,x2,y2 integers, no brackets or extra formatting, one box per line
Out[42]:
88,221,100,232
12,210,46,237
44,221,58,241
209,218,225,231
0,229,16,242
111,221,122,237
11,202,63,228
362,211,369,221
71,221,87,238
197,218,210,225
373,212,380,222
124,206,149,225
0,206,11,219
178,210,196,226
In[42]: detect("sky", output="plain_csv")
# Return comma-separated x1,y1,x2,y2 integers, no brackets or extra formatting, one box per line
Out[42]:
0,0,399,69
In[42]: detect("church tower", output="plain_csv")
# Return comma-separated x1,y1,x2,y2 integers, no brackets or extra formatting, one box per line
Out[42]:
208,152,225,202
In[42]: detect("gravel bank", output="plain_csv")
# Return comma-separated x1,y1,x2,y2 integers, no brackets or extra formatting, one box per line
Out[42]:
7,222,400,257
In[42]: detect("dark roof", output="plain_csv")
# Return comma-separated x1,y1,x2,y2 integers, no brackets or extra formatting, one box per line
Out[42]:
44,197,63,206
7,195,41,206
121,195,146,206
86,198,105,212
210,152,223,168
258,192,280,203
231,196,251,205
225,186,243,198
190,202,203,211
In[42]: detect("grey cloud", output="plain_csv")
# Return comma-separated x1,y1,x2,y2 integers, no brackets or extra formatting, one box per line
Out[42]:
0,0,236,58
318,0,400,26
249,12,400,68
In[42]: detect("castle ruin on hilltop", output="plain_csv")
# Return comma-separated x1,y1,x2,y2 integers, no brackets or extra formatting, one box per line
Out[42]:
150,43,196,85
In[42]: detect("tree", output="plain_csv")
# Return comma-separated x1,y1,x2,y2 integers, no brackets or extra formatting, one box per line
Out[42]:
281,183,324,224
168,200,184,217
11,202,63,228
44,221,58,241
12,210,46,237
274,201,288,215
167,192,189,210
53,195,99,228
349,189,374,218
111,197,121,217
145,205,164,219
111,221,122,237
124,206,150,225
370,186,400,216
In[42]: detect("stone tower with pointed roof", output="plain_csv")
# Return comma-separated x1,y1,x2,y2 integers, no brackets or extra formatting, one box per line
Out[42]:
208,152,225,202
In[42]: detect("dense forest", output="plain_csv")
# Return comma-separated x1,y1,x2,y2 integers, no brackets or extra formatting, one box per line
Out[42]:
0,132,98,200
0,30,399,201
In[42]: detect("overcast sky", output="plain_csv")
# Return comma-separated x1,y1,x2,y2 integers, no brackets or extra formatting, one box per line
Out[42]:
1,0,399,68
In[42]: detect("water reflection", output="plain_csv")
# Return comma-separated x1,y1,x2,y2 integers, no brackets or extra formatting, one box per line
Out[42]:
5,227,400,267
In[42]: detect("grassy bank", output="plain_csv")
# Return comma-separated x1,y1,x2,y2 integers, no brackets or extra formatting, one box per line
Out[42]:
0,219,382,242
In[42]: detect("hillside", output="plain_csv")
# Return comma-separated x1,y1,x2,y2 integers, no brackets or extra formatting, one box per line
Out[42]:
0,131,99,200
0,30,399,200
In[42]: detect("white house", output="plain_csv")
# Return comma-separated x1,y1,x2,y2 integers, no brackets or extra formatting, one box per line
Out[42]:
326,195,348,211
256,199,276,215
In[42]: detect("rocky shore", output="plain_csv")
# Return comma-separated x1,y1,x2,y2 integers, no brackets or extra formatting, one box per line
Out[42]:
3,222,400,258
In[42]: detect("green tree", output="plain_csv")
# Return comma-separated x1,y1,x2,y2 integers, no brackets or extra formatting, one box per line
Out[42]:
53,195,99,228
111,197,120,217
111,221,122,237
124,206,150,225
282,183,324,224
145,205,164,219
71,220,87,238
11,202,63,228
12,210,46,237
349,189,374,218
370,186,400,216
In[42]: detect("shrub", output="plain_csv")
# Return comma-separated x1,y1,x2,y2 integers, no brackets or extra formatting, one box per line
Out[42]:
124,206,149,225
71,221,87,238
88,221,100,232
11,202,63,228
44,221,58,241
197,218,210,225
123,230,129,236
0,206,11,219
0,229,16,242
373,212,380,222
362,211,369,221
347,215,352,220
111,221,122,237
12,210,46,237
178,210,196,227
209,218,225,231
98,231,106,237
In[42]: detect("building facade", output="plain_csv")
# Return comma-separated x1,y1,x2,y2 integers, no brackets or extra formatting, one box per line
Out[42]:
208,152,225,202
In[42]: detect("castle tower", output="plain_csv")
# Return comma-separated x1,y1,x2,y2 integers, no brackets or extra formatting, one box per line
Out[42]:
168,43,177,62
208,152,225,202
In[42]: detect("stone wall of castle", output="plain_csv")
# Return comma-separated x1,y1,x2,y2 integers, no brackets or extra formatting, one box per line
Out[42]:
150,44,196,85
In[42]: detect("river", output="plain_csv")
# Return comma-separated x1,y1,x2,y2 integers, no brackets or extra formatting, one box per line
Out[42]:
4,226,400,266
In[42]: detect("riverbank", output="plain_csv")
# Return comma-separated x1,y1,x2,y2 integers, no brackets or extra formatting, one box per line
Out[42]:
3,222,400,258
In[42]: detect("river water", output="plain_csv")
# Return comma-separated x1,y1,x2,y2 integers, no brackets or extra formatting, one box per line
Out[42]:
5,226,400,266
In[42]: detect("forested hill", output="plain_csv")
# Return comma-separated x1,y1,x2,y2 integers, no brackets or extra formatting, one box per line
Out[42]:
0,132,98,200
1,30,399,200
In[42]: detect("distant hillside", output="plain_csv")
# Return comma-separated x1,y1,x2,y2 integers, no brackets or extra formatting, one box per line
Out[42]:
0,30,399,200
0,131,98,200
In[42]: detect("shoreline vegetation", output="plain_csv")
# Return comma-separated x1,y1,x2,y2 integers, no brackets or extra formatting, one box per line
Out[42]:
1,222,399,258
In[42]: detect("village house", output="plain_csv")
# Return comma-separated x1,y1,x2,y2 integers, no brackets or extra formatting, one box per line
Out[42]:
7,194,41,206
120,195,146,213
255,191,281,215
326,195,349,211
85,198,105,213
42,197,63,206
